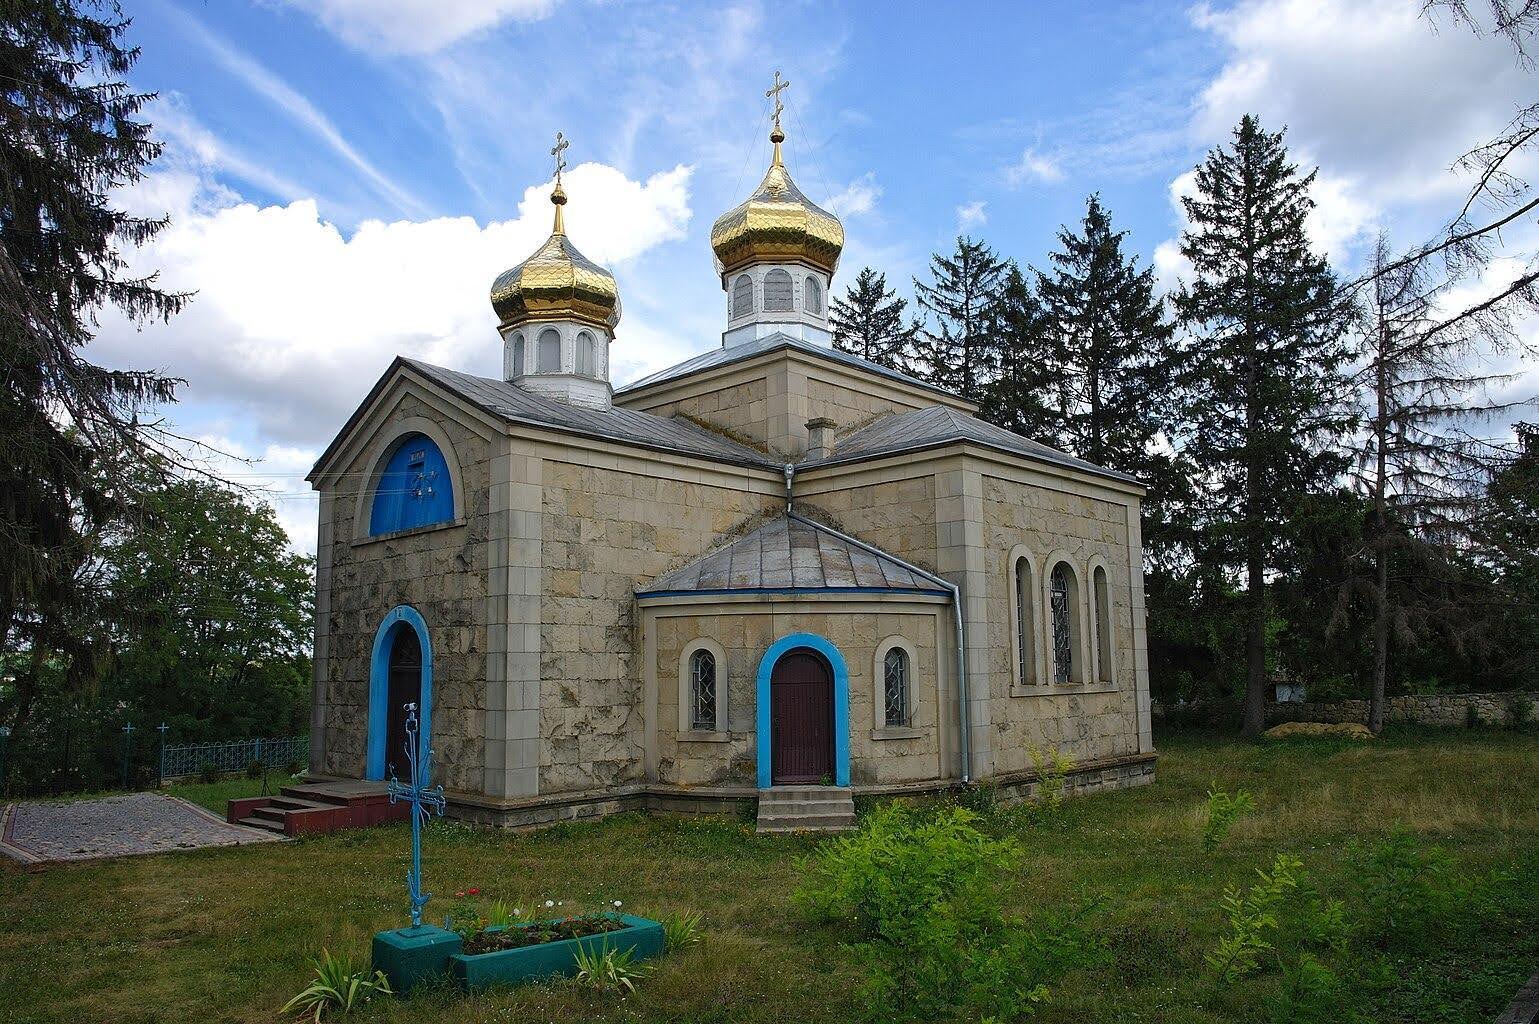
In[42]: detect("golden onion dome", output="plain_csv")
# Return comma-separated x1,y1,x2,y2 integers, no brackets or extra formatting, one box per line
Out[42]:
490,183,621,331
710,126,844,280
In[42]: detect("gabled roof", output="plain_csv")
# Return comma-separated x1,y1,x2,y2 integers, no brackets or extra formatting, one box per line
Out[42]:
805,405,1143,488
614,332,971,407
638,514,950,597
309,357,779,480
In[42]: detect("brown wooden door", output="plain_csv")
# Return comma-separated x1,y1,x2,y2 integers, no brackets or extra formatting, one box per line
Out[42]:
771,649,834,784
385,628,422,779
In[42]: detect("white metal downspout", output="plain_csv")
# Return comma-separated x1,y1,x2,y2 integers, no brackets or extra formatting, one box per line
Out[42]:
783,507,972,784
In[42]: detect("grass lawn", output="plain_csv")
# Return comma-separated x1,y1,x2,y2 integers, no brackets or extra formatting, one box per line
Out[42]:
165,774,304,815
3,729,1537,1024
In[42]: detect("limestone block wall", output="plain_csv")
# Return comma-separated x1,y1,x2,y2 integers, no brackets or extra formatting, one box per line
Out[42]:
628,376,771,449
800,469,940,576
979,472,1143,775
805,375,928,434
644,603,949,787
1260,691,1539,728
316,393,494,795
537,459,781,794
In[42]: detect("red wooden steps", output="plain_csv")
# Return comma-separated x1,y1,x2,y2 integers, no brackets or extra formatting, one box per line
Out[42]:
227,779,410,837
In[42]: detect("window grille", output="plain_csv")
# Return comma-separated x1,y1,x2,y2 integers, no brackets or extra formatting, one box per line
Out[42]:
1015,558,1036,685
1051,563,1073,684
764,269,793,311
690,649,717,730
883,647,910,727
732,275,754,317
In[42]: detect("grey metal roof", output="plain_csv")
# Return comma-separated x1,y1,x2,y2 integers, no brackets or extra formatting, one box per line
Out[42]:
808,405,1142,486
614,332,969,405
639,515,949,596
400,359,778,468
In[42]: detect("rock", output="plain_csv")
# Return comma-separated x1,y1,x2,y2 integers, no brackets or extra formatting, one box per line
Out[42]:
1264,721,1375,741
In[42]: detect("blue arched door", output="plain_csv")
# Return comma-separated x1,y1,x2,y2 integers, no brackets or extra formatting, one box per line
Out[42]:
367,606,433,781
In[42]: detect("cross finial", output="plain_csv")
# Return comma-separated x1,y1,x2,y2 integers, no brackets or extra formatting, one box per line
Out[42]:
551,131,569,185
766,70,790,133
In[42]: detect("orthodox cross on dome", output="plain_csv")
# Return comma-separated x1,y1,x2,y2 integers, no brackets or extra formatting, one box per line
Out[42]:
549,131,570,233
766,70,790,135
551,130,569,185
386,702,446,930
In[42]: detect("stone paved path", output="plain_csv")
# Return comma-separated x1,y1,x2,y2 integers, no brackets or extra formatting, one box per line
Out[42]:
1,792,280,865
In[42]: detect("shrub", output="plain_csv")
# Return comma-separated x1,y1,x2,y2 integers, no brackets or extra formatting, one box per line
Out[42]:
285,759,304,777
197,761,219,784
1202,785,1257,852
1347,828,1461,951
1268,952,1350,1024
1206,852,1303,984
282,950,391,1021
1029,746,1074,812
245,759,266,781
1509,693,1536,731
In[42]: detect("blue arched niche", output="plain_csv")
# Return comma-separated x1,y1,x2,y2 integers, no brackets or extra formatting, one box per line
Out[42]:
754,632,851,789
369,433,455,536
366,605,433,781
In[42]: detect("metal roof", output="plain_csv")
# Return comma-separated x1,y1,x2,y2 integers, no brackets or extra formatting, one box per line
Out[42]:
639,514,950,596
614,332,969,405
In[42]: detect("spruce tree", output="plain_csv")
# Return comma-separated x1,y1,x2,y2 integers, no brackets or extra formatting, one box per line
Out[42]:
1035,195,1175,475
911,237,1008,395
1173,115,1353,738
1,1,185,754
829,267,915,371
980,265,1058,443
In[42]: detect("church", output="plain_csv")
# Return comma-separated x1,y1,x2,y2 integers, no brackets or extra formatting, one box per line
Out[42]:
305,86,1155,829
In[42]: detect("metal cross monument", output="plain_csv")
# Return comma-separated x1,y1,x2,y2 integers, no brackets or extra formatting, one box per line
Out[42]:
387,703,446,929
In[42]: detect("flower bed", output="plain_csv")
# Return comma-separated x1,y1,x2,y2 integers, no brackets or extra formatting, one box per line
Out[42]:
460,912,624,954
449,913,664,991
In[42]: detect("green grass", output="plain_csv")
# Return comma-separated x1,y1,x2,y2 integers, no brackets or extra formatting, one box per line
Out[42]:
165,774,303,815
3,730,1537,1024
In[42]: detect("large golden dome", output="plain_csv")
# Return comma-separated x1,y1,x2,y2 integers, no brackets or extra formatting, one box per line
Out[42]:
710,127,844,280
490,184,621,331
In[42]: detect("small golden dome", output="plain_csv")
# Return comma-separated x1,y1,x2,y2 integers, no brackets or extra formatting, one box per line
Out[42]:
490,183,621,331
710,127,844,280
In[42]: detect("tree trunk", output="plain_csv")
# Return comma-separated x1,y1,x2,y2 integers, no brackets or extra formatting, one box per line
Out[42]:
1370,550,1389,734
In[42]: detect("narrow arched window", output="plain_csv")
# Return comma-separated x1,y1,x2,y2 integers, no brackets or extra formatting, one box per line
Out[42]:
689,648,717,730
1014,556,1037,686
1094,565,1112,683
575,330,595,376
369,433,455,535
732,274,754,318
805,275,823,315
764,268,793,311
538,328,561,372
1050,562,1080,684
509,332,524,377
883,647,910,727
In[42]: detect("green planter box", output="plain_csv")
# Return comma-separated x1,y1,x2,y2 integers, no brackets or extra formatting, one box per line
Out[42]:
449,913,664,992
372,924,463,993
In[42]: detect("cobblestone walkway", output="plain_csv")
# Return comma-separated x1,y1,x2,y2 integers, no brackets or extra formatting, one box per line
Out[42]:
1,792,280,865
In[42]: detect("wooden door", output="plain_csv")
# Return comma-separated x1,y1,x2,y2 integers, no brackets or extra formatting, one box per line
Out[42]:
384,628,422,779
771,649,833,784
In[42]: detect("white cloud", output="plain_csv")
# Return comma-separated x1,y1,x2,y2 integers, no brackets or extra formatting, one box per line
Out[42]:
1004,146,1065,186
956,200,987,230
822,172,881,218
284,0,560,55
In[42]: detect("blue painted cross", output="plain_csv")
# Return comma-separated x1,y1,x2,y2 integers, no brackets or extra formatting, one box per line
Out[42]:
386,703,446,929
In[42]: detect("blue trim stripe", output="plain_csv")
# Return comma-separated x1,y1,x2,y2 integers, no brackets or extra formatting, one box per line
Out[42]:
366,605,433,782
638,586,946,600
754,632,850,789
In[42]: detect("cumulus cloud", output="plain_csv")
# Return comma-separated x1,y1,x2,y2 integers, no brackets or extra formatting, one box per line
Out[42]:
284,0,561,55
93,134,693,460
956,200,988,230
822,172,881,218
1004,146,1065,186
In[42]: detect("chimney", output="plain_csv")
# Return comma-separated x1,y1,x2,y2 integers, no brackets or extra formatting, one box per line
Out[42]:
806,417,837,460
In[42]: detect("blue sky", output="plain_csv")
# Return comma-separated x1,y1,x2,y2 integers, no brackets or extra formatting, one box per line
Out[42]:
95,0,1537,550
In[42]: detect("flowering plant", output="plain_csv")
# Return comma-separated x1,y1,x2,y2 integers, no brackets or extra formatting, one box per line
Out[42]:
442,890,629,946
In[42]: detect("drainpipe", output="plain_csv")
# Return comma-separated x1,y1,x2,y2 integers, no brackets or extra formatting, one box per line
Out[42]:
784,463,795,513
785,510,972,784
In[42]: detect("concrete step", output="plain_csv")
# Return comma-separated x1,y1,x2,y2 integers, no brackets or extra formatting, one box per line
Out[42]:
756,785,857,834
757,816,858,833
237,815,285,834
757,800,855,816
266,796,333,812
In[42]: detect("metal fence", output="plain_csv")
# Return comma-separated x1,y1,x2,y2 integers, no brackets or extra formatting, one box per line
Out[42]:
160,736,309,780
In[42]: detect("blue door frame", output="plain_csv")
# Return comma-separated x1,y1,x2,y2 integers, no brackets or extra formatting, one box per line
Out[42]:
755,632,851,789
366,605,433,781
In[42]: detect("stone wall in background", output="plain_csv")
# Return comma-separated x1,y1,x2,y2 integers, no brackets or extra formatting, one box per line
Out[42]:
1156,691,1539,729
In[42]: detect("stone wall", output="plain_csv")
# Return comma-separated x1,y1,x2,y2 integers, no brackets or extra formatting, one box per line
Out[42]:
805,374,929,436
316,393,494,794
1267,691,1539,728
647,603,948,787
631,376,771,449
802,470,939,575
979,472,1143,776
538,459,781,794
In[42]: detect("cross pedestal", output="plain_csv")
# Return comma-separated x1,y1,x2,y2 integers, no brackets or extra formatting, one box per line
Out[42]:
372,925,462,994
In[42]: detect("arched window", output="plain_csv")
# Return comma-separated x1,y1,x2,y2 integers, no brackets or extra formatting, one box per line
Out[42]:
575,330,595,376
1014,555,1037,686
689,647,717,731
1049,561,1082,684
538,328,561,373
369,433,455,535
732,274,754,318
804,275,823,315
508,332,524,377
883,647,910,727
763,268,793,311
1094,565,1112,683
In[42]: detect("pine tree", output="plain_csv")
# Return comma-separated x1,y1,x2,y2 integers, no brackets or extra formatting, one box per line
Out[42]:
1035,195,1175,476
1,1,186,759
911,237,1008,395
980,265,1058,442
829,267,916,371
1173,115,1354,738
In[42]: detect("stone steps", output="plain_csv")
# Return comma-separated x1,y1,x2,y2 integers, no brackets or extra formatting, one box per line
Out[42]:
236,815,285,834
227,780,409,837
755,785,856,834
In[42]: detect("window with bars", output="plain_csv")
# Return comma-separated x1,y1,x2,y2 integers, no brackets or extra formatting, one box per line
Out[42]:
732,274,754,318
689,648,717,730
1015,556,1037,685
883,647,910,727
763,268,793,311
1051,562,1074,684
